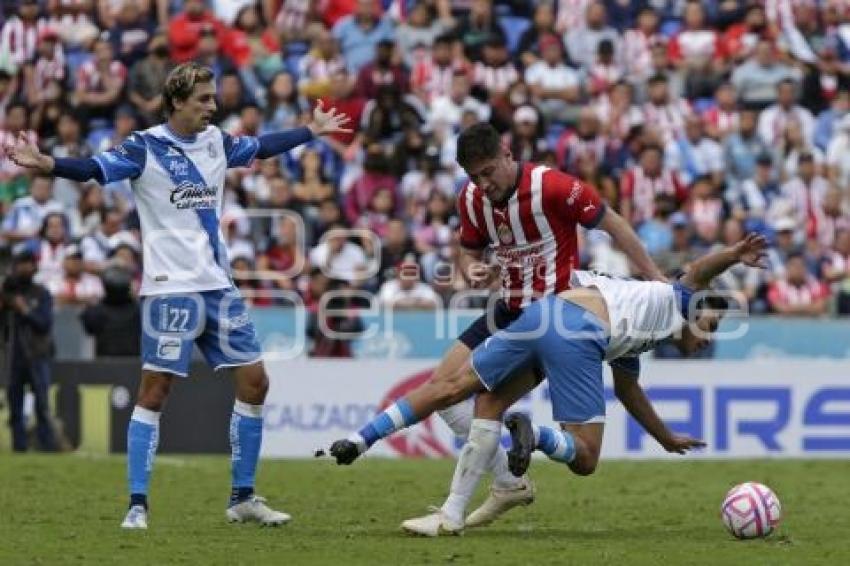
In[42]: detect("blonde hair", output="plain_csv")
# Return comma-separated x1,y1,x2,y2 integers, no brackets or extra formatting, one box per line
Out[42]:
162,62,215,116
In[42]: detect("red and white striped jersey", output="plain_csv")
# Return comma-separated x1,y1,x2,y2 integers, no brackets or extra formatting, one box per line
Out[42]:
620,166,687,224
642,99,692,144
76,60,127,93
411,59,463,104
768,276,829,309
622,30,662,80
472,62,519,95
458,163,605,311
555,130,611,173
0,17,55,67
702,106,739,138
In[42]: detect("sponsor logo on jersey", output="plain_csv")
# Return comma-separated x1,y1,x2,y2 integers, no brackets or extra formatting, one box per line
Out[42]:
497,222,514,245
168,158,188,177
220,312,251,331
170,180,217,209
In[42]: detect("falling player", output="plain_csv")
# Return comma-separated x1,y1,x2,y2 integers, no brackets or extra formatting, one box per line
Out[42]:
4,62,351,529
330,122,667,525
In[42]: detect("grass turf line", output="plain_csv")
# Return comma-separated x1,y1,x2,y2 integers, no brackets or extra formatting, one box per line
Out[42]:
1,456,849,565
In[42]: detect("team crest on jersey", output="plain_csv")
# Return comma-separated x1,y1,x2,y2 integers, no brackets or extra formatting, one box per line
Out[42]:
497,222,513,244
566,180,583,205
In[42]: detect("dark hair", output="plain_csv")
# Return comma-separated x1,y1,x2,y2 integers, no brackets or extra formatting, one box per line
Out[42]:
456,123,502,170
162,62,215,116
695,294,730,312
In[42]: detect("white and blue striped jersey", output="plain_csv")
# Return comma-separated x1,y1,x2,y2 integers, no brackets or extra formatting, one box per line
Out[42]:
93,124,259,296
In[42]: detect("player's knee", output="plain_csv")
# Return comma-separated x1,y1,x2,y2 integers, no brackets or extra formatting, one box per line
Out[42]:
137,379,172,411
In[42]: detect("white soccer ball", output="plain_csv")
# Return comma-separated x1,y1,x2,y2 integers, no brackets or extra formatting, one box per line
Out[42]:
720,482,782,539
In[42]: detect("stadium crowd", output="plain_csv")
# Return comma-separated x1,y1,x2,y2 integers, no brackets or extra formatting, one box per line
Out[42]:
1,0,850,323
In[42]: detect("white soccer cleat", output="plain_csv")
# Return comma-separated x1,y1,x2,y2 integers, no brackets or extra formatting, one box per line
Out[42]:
465,476,536,528
226,495,291,526
121,505,148,530
401,507,464,537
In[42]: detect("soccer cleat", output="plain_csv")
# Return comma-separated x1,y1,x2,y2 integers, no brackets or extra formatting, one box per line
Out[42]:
505,413,536,477
226,495,291,526
465,477,536,528
121,505,148,530
401,507,464,537
329,439,361,465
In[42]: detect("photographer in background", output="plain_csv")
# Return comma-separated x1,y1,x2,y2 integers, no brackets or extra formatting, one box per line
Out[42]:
1,250,56,452
80,265,141,356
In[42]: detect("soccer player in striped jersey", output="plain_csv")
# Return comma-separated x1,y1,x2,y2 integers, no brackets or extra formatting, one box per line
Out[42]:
330,123,665,524
4,62,351,530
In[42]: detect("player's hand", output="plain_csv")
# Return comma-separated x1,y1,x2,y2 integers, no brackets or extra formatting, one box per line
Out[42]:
733,233,768,269
661,434,706,455
3,132,53,173
307,99,353,137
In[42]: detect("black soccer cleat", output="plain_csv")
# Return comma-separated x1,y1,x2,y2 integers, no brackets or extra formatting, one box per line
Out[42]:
329,439,361,465
505,413,535,477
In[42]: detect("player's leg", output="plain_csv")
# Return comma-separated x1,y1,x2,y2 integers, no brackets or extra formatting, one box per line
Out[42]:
506,297,608,477
122,369,175,529
30,359,57,451
122,293,196,529
330,356,486,464
7,357,28,452
200,288,289,526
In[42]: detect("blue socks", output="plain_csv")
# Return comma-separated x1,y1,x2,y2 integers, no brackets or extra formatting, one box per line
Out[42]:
349,399,418,451
127,406,161,509
534,424,577,464
230,400,264,505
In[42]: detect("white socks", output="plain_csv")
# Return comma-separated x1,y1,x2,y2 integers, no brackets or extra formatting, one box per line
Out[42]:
438,401,522,490
441,419,502,523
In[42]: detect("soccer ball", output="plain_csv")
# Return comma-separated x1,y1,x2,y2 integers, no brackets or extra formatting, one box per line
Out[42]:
720,482,782,539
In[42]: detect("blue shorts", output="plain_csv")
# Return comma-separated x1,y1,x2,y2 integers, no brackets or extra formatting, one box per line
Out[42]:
141,287,263,377
471,295,609,423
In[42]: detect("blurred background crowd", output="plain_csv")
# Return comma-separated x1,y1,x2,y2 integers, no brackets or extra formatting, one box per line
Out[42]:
1,0,850,322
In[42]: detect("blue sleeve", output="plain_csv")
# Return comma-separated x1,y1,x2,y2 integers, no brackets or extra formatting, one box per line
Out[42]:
53,157,104,183
609,356,640,378
253,127,313,160
222,131,261,167
91,133,147,183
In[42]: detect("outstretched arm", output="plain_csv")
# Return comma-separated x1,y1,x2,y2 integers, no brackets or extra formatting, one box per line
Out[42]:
596,207,667,282
680,233,768,291
613,367,705,455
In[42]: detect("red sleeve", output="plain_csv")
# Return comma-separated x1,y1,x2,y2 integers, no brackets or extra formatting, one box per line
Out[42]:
544,169,606,229
458,184,489,249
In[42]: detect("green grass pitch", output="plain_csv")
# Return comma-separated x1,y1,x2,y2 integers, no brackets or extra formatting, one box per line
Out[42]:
2,455,849,565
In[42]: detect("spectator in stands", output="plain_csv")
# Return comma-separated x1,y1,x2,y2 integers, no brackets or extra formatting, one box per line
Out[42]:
68,183,106,239
345,142,400,225
128,32,172,127
823,229,850,315
818,187,850,250
264,71,303,133
780,151,830,242
378,254,441,310
168,0,228,64
31,211,69,289
758,78,815,148
454,0,505,62
2,175,64,245
109,1,155,68
768,252,830,316
620,144,686,226
229,3,284,87
46,244,104,306
687,175,728,247
524,33,580,126
1,249,57,452
395,1,454,69
724,109,770,193
669,0,726,100
0,0,42,70
309,222,369,284
355,38,408,99
731,39,799,110
293,148,337,219
731,153,780,229
472,34,517,103
80,265,141,356
256,213,305,295
800,42,849,117
654,211,698,276
332,0,395,74
517,1,558,69
665,114,725,189
0,103,40,209
565,1,620,70
22,30,65,111
306,270,365,358
298,29,348,101
410,32,462,105
765,216,802,279
556,108,612,175
622,6,662,86
587,39,622,99
74,37,127,127
80,207,129,274
46,112,92,211
641,73,691,144
714,218,767,314
826,113,850,189
814,89,850,151
703,82,740,141
429,69,489,135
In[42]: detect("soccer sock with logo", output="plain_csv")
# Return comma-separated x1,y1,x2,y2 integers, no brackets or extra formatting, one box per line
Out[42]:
127,406,161,509
230,400,264,505
348,398,418,453
533,424,577,464
441,419,502,523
